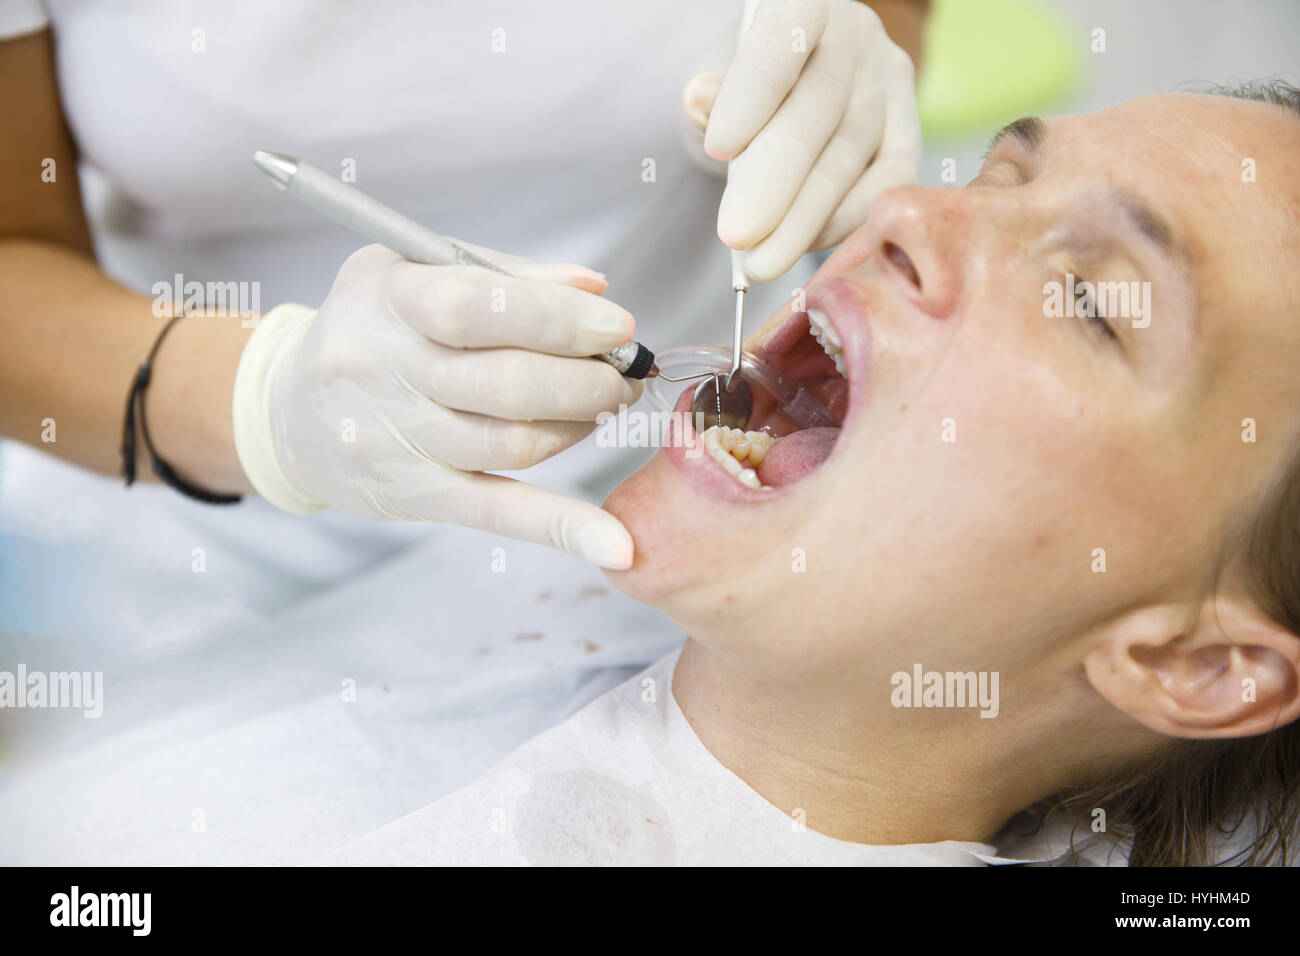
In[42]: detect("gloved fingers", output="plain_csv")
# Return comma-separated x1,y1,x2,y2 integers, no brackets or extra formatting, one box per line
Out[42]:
395,398,595,472
739,77,887,280
682,72,724,132
420,473,635,570
333,242,404,284
704,0,829,161
445,237,610,295
399,340,642,422
381,258,635,357
810,47,921,248
811,148,918,249
716,23,858,248
334,240,608,296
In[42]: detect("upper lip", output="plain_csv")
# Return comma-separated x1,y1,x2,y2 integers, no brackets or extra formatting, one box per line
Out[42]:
759,274,873,427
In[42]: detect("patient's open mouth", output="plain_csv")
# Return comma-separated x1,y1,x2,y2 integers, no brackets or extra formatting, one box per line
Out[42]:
668,278,868,498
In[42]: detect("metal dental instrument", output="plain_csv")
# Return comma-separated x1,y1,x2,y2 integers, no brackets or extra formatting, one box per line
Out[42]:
691,0,762,429
725,251,749,392
691,367,753,431
683,241,757,432
657,367,750,430
250,150,659,380
647,344,838,432
653,363,752,431
682,239,755,429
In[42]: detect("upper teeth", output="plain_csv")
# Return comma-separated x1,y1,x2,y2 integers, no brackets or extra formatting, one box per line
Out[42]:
808,308,846,377
700,425,775,490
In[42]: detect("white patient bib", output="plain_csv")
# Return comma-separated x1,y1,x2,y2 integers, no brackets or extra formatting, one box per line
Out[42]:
320,649,1118,866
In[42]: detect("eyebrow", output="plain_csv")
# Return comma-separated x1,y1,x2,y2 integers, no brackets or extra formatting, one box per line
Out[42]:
1112,188,1185,262
985,115,1186,262
985,116,1046,155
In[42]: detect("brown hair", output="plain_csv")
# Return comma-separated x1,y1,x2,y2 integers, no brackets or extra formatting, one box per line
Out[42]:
1039,80,1300,866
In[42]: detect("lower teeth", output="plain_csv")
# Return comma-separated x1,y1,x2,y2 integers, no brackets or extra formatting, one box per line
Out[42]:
700,425,775,490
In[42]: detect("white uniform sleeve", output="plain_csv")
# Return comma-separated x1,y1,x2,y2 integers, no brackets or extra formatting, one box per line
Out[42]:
0,0,49,40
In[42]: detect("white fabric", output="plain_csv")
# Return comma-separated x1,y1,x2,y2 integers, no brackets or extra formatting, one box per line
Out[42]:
0,0,47,39
0,480,683,865
320,648,1123,866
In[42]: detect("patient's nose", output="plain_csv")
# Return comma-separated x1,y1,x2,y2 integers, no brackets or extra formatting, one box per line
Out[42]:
864,187,963,319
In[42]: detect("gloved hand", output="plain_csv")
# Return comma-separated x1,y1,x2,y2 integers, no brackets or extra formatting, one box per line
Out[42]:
232,243,643,569
683,0,922,281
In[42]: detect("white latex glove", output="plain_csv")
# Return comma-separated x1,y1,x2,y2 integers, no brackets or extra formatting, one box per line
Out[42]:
683,0,922,281
232,243,643,569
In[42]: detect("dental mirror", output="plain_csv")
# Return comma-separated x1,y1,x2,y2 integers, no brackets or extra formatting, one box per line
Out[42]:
646,345,838,434
690,374,753,431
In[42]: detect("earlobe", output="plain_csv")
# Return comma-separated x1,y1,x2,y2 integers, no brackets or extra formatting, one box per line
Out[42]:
1084,599,1300,740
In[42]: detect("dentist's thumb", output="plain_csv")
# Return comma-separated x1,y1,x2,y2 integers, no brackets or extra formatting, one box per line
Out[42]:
683,72,724,132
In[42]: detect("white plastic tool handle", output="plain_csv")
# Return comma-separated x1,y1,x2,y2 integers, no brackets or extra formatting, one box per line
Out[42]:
729,0,763,293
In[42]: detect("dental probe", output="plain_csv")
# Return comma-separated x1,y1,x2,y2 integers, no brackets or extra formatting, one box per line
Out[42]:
726,251,748,392
686,0,762,430
250,150,659,380
723,0,763,395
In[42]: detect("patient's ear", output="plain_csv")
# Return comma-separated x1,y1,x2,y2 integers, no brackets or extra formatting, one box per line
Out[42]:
1083,597,1300,739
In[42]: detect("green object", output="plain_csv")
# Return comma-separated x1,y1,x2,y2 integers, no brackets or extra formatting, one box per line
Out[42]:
916,0,1082,140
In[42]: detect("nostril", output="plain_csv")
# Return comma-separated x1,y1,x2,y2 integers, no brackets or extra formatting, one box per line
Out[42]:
884,241,921,291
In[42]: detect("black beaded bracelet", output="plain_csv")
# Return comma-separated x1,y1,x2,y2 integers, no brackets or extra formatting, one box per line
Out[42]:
120,315,243,505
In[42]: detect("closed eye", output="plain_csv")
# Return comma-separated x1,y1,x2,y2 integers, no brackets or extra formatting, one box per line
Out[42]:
1074,277,1119,341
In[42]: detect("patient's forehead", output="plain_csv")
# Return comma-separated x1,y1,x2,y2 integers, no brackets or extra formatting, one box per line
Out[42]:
1047,95,1299,234
1044,94,1300,345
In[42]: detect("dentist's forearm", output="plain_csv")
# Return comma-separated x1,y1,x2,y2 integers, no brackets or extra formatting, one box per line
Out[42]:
0,238,253,494
0,30,254,495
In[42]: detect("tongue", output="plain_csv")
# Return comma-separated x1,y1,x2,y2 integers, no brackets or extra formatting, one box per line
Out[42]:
755,427,840,487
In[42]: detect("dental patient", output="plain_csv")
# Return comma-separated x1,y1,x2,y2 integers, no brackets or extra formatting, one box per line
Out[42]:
327,82,1300,866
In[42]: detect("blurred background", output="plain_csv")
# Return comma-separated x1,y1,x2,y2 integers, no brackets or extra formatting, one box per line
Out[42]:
913,0,1299,186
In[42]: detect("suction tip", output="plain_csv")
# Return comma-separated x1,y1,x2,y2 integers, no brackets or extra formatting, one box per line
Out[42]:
251,150,298,189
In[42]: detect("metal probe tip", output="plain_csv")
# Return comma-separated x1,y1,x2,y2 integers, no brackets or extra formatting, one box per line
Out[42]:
251,150,298,189
724,287,746,392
